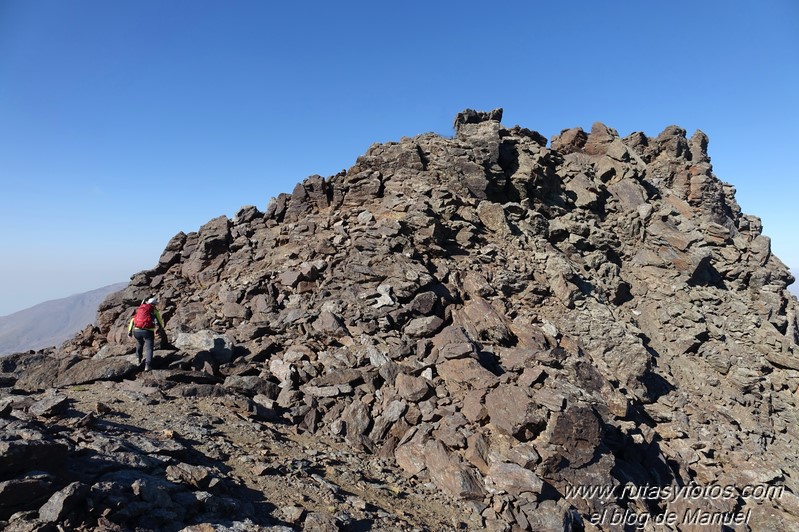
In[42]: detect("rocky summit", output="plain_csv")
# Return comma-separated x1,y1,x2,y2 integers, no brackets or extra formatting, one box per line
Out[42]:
2,109,798,531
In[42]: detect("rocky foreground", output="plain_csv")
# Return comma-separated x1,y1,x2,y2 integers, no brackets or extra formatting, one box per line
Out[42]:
2,109,798,531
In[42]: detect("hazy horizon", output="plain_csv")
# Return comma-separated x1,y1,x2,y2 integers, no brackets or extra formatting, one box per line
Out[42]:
0,282,127,320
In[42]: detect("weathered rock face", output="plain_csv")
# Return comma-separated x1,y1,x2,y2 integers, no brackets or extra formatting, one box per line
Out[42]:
2,109,798,531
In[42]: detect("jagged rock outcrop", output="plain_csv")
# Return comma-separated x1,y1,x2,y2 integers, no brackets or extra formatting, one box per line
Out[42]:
2,109,798,531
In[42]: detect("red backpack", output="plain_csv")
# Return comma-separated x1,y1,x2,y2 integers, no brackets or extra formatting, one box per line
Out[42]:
133,303,155,329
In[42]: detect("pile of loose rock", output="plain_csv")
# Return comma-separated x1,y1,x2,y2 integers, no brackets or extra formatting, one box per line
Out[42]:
2,109,798,531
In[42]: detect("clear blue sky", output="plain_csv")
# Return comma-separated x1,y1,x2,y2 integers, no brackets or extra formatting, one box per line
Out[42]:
1,0,797,316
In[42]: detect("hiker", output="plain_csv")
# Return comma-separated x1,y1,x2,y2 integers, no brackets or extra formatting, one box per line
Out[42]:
128,296,166,371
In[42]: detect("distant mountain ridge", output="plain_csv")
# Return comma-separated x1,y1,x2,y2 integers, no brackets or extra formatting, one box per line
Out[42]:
0,283,127,356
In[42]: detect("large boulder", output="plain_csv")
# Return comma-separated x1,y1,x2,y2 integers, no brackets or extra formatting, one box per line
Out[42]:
173,330,235,364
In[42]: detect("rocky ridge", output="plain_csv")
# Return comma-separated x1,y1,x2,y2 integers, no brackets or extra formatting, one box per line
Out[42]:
1,109,798,531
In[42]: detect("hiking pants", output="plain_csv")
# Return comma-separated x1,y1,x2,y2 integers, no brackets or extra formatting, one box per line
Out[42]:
133,329,154,368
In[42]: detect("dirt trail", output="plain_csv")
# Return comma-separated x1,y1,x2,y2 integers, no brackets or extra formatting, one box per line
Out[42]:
60,374,481,531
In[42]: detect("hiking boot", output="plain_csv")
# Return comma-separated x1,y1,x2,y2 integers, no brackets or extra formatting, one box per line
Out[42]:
144,365,151,372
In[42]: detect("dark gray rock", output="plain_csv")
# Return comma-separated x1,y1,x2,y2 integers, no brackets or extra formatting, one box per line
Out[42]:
29,394,69,417
0,475,56,519
38,481,89,523
403,316,444,338
0,397,14,417
0,439,68,477
165,463,216,490
55,357,137,387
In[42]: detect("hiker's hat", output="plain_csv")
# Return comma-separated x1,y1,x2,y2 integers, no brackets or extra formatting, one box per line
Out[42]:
146,296,158,305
